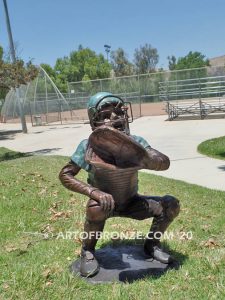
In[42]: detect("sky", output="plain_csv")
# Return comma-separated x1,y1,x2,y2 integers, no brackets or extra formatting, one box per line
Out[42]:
1,0,225,70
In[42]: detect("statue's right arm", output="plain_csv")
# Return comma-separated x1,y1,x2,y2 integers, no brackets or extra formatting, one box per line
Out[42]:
59,161,97,197
59,161,115,211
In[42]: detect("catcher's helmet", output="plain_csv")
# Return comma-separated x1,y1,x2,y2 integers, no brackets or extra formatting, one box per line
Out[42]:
87,92,133,134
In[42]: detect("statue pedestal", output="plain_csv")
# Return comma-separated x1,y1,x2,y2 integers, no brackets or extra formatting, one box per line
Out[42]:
70,244,178,283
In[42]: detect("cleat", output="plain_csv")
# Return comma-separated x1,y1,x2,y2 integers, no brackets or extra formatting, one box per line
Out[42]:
80,249,99,277
144,242,174,264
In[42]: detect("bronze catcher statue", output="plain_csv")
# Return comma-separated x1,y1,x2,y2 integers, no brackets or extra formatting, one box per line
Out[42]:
59,92,180,277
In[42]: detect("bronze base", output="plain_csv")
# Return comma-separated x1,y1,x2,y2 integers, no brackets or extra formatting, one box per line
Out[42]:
70,244,179,283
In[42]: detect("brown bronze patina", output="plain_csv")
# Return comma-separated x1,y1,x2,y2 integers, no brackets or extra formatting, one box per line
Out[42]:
59,92,180,277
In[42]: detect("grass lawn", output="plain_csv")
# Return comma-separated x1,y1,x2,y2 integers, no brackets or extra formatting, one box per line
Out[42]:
198,136,225,161
0,147,224,299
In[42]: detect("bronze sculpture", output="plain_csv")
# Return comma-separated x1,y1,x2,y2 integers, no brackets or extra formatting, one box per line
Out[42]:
59,92,180,277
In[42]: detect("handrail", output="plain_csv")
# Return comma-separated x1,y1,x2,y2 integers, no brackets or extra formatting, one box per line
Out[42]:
159,75,225,84
159,74,225,101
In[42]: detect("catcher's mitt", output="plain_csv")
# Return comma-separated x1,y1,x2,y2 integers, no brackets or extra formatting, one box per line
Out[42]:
85,126,150,170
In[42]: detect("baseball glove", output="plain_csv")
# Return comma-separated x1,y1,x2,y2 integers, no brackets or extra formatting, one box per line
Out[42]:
85,126,150,170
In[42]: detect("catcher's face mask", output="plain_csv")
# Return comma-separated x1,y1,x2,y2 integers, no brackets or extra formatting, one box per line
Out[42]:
88,93,133,134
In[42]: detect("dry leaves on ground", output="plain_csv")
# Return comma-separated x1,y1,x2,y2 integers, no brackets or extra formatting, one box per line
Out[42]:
200,238,221,248
49,207,72,221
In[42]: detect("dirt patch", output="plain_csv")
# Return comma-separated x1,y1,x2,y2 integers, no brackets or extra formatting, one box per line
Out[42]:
140,102,166,116
2,102,167,124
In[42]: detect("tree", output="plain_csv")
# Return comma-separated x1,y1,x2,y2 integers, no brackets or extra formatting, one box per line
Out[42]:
134,43,159,74
110,48,134,77
40,63,56,78
167,51,210,70
167,55,176,71
0,44,37,98
52,47,112,92
0,59,38,90
0,46,3,61
70,47,111,81
0,58,38,129
0,43,38,99
41,62,70,92
0,46,7,100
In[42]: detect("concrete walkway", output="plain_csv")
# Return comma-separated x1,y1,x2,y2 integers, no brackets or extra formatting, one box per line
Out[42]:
0,116,225,191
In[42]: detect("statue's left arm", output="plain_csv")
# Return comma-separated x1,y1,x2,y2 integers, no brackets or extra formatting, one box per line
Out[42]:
145,146,170,171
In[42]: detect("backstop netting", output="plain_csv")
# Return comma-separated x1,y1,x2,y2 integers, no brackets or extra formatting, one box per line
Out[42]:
0,66,85,125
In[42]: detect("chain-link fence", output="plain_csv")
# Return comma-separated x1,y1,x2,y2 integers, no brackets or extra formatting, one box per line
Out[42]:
68,65,225,120
2,65,225,125
69,66,225,100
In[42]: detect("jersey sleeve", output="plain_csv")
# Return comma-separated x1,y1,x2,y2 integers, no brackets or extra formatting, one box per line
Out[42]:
71,139,90,171
131,135,151,149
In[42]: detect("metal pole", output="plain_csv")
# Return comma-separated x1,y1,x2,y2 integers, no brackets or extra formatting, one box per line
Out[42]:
3,0,28,133
138,74,142,117
44,71,48,123
104,44,111,62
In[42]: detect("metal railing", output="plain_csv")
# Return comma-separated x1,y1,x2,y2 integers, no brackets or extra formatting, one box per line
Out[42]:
159,75,225,101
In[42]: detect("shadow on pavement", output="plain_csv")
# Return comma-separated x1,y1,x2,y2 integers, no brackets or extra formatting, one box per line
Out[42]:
47,126,82,130
27,148,62,155
0,147,62,162
218,165,225,171
166,114,225,121
0,130,22,140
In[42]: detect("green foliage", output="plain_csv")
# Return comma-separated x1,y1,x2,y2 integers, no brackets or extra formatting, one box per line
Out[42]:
198,136,225,160
0,86,8,101
168,51,210,70
70,48,111,80
134,43,159,74
167,55,176,71
110,48,134,77
0,46,8,100
0,45,3,61
40,62,69,93
51,47,112,92
40,63,56,78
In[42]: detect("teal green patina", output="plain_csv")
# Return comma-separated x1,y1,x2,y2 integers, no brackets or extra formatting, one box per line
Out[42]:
87,92,124,122
71,135,150,172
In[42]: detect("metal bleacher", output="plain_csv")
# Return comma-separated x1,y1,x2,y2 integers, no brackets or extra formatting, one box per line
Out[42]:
159,75,225,120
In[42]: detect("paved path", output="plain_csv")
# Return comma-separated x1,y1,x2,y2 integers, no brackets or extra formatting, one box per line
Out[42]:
0,116,224,191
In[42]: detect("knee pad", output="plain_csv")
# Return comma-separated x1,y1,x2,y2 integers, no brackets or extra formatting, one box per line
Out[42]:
148,199,163,217
161,195,180,220
86,199,107,222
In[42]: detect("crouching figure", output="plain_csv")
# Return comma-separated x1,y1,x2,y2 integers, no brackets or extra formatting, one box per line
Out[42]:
59,92,180,277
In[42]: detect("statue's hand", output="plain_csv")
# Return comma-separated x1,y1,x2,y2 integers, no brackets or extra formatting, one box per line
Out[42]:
90,189,115,212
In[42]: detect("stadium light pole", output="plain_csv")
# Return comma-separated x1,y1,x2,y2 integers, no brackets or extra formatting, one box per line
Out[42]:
3,0,28,133
104,44,111,61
